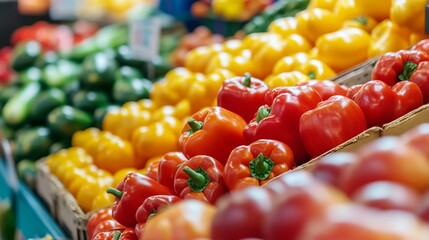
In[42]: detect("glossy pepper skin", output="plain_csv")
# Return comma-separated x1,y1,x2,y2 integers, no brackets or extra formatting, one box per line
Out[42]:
411,39,429,56
135,194,182,237
157,152,188,193
223,139,296,191
367,20,410,58
409,61,429,103
87,207,114,239
106,172,172,227
371,50,429,86
217,73,269,123
244,86,322,165
92,230,123,240
348,80,423,127
297,80,348,100
90,220,125,240
174,155,228,204
300,95,367,157
390,0,426,34
117,228,137,240
179,106,247,165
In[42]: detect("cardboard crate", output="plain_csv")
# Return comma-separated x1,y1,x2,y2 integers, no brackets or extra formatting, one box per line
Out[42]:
35,160,62,218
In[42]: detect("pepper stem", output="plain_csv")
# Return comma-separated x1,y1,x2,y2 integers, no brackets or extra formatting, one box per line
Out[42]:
187,119,203,134
106,188,123,199
112,231,121,240
147,209,157,221
249,153,274,180
353,15,368,25
183,166,210,192
242,72,252,87
308,71,316,80
256,106,270,123
399,61,418,81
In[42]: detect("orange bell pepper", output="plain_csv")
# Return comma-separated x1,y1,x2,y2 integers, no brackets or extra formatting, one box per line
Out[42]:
140,199,216,240
179,106,247,165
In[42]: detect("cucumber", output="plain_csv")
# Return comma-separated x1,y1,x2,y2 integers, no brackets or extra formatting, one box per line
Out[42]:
14,126,54,162
29,88,67,124
0,84,21,112
11,41,42,71
43,59,82,88
113,78,151,105
72,90,110,114
115,66,143,81
2,82,41,126
47,105,93,138
18,66,43,85
80,52,118,91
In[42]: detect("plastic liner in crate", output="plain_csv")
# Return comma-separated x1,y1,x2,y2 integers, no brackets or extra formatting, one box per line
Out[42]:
201,17,247,37
36,159,89,240
159,0,195,20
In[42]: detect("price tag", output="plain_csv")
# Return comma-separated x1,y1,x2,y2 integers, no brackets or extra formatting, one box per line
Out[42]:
129,17,161,61
49,0,79,20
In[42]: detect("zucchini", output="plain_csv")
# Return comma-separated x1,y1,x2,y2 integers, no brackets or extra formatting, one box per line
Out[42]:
18,66,43,85
72,90,110,114
43,59,82,88
14,126,54,162
11,41,42,71
47,105,93,138
2,82,41,126
80,52,118,91
29,88,67,124
0,84,21,112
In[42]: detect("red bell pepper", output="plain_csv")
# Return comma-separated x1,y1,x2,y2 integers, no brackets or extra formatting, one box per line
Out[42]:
217,73,269,122
134,195,182,238
157,151,188,193
174,155,228,204
106,173,172,227
223,139,296,191
179,106,247,165
90,220,125,240
371,50,429,86
348,80,423,127
145,160,160,182
297,80,348,100
92,230,123,240
243,86,322,165
300,95,367,158
117,228,137,240
409,61,429,103
411,39,429,55
87,207,114,239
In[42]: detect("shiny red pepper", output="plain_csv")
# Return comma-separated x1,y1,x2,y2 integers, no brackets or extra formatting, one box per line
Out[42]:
87,207,114,239
371,50,429,86
174,155,228,204
300,95,368,158
223,139,296,191
157,152,188,193
92,230,123,240
145,161,160,182
117,228,138,240
134,195,182,238
409,61,429,103
411,39,429,55
90,220,125,240
179,106,247,165
348,80,423,127
106,173,172,227
297,80,348,100
217,73,269,123
244,86,322,165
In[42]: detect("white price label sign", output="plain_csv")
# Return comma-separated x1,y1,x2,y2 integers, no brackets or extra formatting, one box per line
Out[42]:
50,0,79,20
129,17,161,61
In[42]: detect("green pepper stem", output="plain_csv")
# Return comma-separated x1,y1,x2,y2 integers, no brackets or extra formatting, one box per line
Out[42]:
256,106,270,123
183,166,210,192
106,188,123,199
147,209,157,221
249,153,274,180
112,231,121,240
353,15,368,25
242,72,252,87
308,71,316,80
399,61,418,81
187,119,203,134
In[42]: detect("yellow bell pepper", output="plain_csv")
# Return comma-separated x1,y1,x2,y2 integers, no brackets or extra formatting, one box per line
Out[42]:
45,147,93,176
308,0,338,10
151,68,195,106
342,15,379,33
91,188,115,211
333,0,363,22
212,0,244,21
131,122,179,163
204,52,234,74
316,27,371,72
111,167,138,188
273,52,336,79
222,39,245,56
296,8,343,44
205,69,236,98
268,17,298,37
252,34,312,79
410,32,429,46
184,46,219,73
354,0,391,21
242,33,280,54
68,175,95,197
102,107,151,141
76,178,110,213
368,20,411,58
265,71,311,89
390,0,426,34
73,128,140,173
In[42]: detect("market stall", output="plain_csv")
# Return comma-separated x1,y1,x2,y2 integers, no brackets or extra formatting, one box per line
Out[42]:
2,0,429,239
